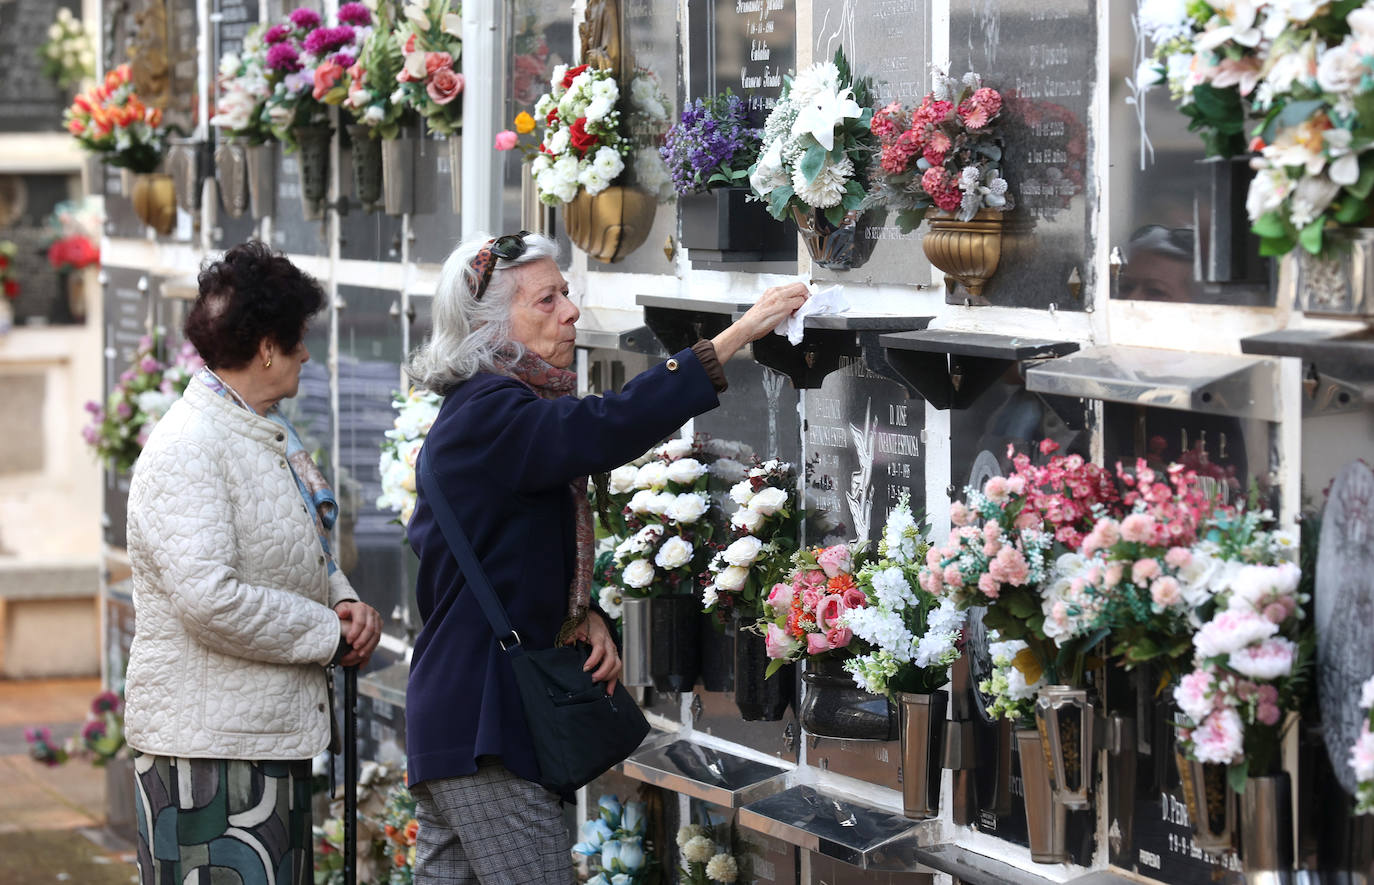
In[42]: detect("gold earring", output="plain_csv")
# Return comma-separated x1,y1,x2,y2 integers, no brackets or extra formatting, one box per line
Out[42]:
264,358,272,368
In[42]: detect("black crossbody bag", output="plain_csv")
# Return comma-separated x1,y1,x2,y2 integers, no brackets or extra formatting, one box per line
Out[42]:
417,449,650,795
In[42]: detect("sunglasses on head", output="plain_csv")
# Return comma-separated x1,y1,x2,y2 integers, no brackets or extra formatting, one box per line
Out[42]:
471,231,531,301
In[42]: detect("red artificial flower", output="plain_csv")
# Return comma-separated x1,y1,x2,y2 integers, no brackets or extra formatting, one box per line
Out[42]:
0,254,7,269
561,63,589,88
546,108,558,126
4,280,19,298
568,117,598,154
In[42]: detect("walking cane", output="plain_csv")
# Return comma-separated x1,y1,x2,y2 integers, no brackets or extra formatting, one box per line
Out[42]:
343,664,358,885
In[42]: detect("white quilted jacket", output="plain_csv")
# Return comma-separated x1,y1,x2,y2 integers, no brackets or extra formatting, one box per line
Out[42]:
125,379,358,760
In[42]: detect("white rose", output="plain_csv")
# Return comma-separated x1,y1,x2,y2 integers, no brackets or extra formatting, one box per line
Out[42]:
723,536,764,567
715,565,749,592
628,489,658,514
658,438,693,459
547,128,571,155
646,492,677,516
363,105,385,126
747,486,789,516
667,493,709,524
729,480,755,507
655,535,694,570
584,95,614,123
621,558,656,589
635,462,669,489
731,507,764,533
592,145,624,178
578,166,611,196
666,458,706,485
608,464,640,494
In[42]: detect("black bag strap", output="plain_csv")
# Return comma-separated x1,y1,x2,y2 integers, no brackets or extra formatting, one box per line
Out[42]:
417,447,523,652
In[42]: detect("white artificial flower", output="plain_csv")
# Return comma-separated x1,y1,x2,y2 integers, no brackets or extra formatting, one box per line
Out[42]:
592,145,625,180
710,458,748,484
666,493,709,524
747,486,789,516
715,565,749,591
723,536,764,567
627,489,658,515
646,492,677,516
219,53,241,76
658,438,694,459
749,140,787,197
731,507,765,533
1287,175,1341,228
729,479,755,507
683,835,715,864
792,154,854,208
578,165,610,195
550,64,568,90
1227,637,1297,680
609,464,640,494
636,461,670,489
530,154,552,177
701,583,720,609
1245,167,1293,221
598,584,624,620
1360,674,1374,711
547,127,572,155
790,86,862,151
666,457,707,485
622,558,656,589
1193,609,1279,659
585,95,614,123
1324,128,1363,186
655,535,695,570
1137,0,1192,44
363,105,385,126
789,61,840,106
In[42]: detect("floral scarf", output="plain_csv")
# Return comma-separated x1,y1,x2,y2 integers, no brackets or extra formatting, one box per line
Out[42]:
499,351,592,643
197,369,340,575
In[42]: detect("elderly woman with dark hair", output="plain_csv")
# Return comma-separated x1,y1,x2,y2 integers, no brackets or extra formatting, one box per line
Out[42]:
404,231,807,883
124,241,382,885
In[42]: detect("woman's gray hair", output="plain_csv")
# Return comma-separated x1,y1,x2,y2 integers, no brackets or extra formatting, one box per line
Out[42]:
406,231,561,394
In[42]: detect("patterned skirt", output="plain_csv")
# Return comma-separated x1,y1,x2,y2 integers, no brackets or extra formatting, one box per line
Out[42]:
132,752,314,885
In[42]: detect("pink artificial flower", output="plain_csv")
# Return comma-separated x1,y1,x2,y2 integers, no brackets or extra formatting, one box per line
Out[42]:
1132,558,1161,586
1120,513,1157,543
766,582,794,611
1150,576,1182,609
427,68,464,106
982,538,1002,557
1349,723,1374,782
842,586,867,610
798,569,828,590
990,546,1029,586
817,545,852,578
1174,668,1216,723
425,52,453,76
978,572,1000,599
494,130,518,150
942,565,965,588
825,625,853,650
1006,475,1026,495
1227,637,1297,681
982,520,1001,543
925,546,943,569
1262,601,1292,624
1256,702,1281,726
1194,609,1279,659
1014,510,1043,531
801,585,824,611
764,623,800,659
949,501,971,526
807,632,835,654
312,61,345,100
983,475,1009,503
1165,546,1193,569
1192,708,1245,765
918,569,943,594
1103,561,1124,588
815,594,847,631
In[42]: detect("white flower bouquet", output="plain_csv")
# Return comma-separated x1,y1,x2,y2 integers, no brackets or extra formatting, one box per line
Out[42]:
843,496,967,700
748,47,875,225
676,824,739,884
211,25,275,144
376,387,442,525
1352,674,1374,814
978,634,1047,723
701,459,800,617
39,7,95,91
507,63,628,205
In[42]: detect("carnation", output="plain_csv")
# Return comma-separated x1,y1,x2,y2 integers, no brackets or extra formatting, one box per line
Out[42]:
1193,609,1279,659
683,835,715,864
1227,637,1297,680
1191,708,1245,765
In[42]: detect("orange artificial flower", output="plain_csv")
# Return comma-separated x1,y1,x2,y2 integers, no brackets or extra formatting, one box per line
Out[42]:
404,819,419,845
384,824,398,839
393,851,406,867
827,573,856,594
514,111,535,134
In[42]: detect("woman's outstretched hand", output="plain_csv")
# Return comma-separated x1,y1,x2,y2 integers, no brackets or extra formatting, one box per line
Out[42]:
711,282,810,363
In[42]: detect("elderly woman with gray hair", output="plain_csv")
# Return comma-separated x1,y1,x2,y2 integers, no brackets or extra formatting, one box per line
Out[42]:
404,231,807,883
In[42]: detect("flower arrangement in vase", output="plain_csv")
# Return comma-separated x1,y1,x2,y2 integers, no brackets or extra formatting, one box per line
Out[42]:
392,0,465,136
82,335,204,473
64,64,165,173
377,387,442,526
47,233,99,274
866,66,1010,298
702,458,800,618
749,47,876,269
333,2,408,139
1138,1,1374,264
1352,674,1374,814
676,823,741,884
758,542,870,674
498,63,628,205
571,795,652,884
261,8,355,148
314,762,414,884
39,7,95,91
212,25,275,144
26,690,126,767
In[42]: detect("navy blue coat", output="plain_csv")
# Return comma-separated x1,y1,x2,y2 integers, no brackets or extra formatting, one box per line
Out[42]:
405,347,721,787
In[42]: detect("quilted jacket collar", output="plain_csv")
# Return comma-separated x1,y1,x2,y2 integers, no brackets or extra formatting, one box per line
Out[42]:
183,377,289,452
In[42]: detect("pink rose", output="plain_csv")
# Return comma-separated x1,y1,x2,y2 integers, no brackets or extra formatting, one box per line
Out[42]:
1191,708,1244,765
312,60,345,100
426,67,464,105
825,625,853,650
1006,475,1026,495
425,52,453,75
764,623,800,660
984,476,1009,503
1165,546,1193,569
801,585,824,611
1120,513,1157,543
1132,558,1161,586
807,632,835,654
978,572,1000,599
817,545,852,578
766,582,794,611
494,130,518,150
798,569,827,590
1150,576,1182,609
842,586,867,610
950,501,971,526
815,594,847,631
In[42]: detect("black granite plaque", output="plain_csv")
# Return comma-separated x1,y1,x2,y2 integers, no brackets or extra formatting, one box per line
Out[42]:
690,0,795,122
336,285,409,644
270,149,330,256
211,0,262,249
0,0,81,132
736,824,799,885
1108,10,1272,306
950,0,1095,310
102,267,153,547
807,0,931,287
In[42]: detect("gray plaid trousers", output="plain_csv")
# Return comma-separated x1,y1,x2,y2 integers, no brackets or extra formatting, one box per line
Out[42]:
411,758,575,884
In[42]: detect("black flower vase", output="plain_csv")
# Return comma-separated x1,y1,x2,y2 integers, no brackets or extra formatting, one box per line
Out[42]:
733,619,792,721
799,655,898,740
699,610,734,693
648,593,701,693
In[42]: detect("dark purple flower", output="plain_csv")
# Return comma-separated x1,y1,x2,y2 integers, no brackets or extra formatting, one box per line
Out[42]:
304,25,355,56
92,691,122,714
289,7,321,30
332,52,356,69
82,719,107,741
263,23,291,44
337,2,371,26
266,42,302,73
661,92,760,196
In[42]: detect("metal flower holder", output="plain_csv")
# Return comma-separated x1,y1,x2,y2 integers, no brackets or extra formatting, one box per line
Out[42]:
619,596,652,688
1175,750,1236,855
799,656,898,741
214,141,249,219
1035,684,1095,810
897,690,947,819
1015,726,1069,863
347,125,383,212
292,125,333,221
1241,773,1294,884
381,133,415,216
245,142,277,220
789,206,879,271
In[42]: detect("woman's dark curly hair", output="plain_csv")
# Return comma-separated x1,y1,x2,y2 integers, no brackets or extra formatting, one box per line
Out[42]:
185,240,324,370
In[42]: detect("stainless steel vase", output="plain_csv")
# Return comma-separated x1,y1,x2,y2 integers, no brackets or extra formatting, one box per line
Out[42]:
446,135,462,213
1016,726,1068,863
245,142,278,219
1241,773,1294,885
214,141,249,218
619,596,652,688
1035,684,1095,810
381,133,415,216
898,690,947,819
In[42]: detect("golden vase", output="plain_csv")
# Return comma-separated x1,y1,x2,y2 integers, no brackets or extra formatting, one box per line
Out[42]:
922,208,1005,298
131,172,176,235
564,185,657,264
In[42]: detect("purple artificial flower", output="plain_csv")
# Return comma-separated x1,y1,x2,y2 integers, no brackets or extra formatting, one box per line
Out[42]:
116,400,133,420
303,25,356,57
83,399,101,415
660,92,760,196
82,425,99,445
289,7,321,30
139,356,160,373
337,2,372,26
92,691,122,714
266,42,303,73
82,719,107,741
263,24,291,44
333,52,356,70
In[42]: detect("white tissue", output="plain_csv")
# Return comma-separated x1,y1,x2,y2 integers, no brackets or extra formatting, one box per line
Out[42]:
773,285,848,345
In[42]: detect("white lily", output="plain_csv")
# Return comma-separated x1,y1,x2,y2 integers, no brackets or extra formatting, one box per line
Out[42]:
404,51,427,81
790,86,861,152
404,4,430,31
1324,128,1362,186
442,12,462,37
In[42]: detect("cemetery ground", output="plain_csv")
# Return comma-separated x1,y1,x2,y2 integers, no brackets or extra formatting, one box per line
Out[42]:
0,677,137,884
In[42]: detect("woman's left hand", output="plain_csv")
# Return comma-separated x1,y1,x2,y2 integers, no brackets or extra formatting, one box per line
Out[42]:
334,600,383,667
570,612,622,695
